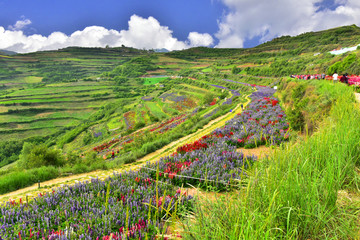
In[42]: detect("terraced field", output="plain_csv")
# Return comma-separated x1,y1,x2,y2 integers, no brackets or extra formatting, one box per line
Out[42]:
0,81,116,141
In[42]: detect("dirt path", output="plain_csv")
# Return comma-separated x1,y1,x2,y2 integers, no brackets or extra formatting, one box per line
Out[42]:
0,96,251,203
237,145,274,159
355,92,360,103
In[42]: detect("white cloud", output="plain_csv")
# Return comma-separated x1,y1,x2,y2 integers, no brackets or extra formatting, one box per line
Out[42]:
188,32,214,47
0,15,214,53
216,0,360,48
8,18,32,31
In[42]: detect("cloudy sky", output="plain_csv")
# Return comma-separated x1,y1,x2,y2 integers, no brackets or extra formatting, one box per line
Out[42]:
0,0,360,53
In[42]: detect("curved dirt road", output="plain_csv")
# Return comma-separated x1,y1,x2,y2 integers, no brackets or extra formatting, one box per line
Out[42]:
0,96,251,203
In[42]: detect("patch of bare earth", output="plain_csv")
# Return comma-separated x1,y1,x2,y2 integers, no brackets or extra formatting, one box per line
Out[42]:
192,64,210,68
237,145,274,159
354,92,360,103
146,69,167,74
36,112,55,118
237,63,258,68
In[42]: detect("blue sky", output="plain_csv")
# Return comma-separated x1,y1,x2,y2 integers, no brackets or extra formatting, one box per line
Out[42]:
0,0,223,39
0,0,359,53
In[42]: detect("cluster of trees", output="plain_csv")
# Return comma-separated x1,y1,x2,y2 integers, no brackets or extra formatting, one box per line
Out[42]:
167,47,244,60
103,57,158,79
327,53,360,75
278,79,335,133
0,140,24,168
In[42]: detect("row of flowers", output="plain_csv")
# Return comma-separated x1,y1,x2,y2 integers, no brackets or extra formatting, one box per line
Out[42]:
168,97,197,112
142,86,289,191
213,96,289,148
124,111,136,130
145,140,255,191
0,171,193,239
93,136,133,153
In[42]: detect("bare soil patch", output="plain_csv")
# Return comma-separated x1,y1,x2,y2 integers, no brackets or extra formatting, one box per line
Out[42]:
237,145,274,159
192,64,210,68
146,69,167,74
237,63,258,68
355,92,360,103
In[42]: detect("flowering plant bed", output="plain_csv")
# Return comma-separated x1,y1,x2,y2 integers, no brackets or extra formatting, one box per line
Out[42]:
0,171,192,239
146,140,255,191
142,87,290,191
213,96,290,148
124,111,136,130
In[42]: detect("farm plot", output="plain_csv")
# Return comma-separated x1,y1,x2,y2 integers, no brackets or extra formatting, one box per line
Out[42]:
0,127,60,141
1,89,113,101
5,85,112,97
142,76,169,85
0,82,116,142
145,102,169,120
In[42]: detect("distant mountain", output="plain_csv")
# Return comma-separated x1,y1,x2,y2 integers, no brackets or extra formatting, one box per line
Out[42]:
255,24,360,53
0,49,17,55
20,46,148,57
167,24,360,59
154,48,169,53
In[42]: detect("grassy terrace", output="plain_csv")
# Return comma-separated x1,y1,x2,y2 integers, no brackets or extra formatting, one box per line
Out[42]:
0,79,118,141
4,85,113,97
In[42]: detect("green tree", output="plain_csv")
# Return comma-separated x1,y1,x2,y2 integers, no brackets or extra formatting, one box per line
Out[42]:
19,143,65,169
231,66,241,74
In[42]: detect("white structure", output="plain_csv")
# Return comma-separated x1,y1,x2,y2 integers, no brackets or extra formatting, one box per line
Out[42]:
329,44,360,55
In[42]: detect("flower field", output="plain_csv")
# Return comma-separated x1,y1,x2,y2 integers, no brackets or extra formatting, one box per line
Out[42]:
145,140,256,191
0,171,193,239
124,111,136,130
213,96,289,148
171,98,197,111
149,114,187,134
0,85,291,239
142,86,290,191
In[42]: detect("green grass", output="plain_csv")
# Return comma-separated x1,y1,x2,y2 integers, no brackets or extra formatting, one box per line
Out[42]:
142,76,169,85
5,85,112,97
202,68,212,72
107,116,125,130
145,101,168,119
2,89,112,100
0,128,60,141
24,76,43,83
158,64,181,69
0,166,60,194
183,83,360,239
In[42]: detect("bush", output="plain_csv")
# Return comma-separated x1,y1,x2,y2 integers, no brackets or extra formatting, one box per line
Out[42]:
19,143,65,169
287,107,305,131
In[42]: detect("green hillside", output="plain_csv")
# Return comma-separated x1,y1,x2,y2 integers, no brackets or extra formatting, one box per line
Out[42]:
2,25,360,170
0,25,360,240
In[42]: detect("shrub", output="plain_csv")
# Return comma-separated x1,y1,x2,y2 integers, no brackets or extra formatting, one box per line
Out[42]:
19,142,65,169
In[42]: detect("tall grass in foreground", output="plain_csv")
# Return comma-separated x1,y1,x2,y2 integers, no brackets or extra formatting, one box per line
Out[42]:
182,83,360,239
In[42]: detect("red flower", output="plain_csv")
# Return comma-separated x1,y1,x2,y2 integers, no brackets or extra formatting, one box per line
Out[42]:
169,172,176,179
271,100,279,106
